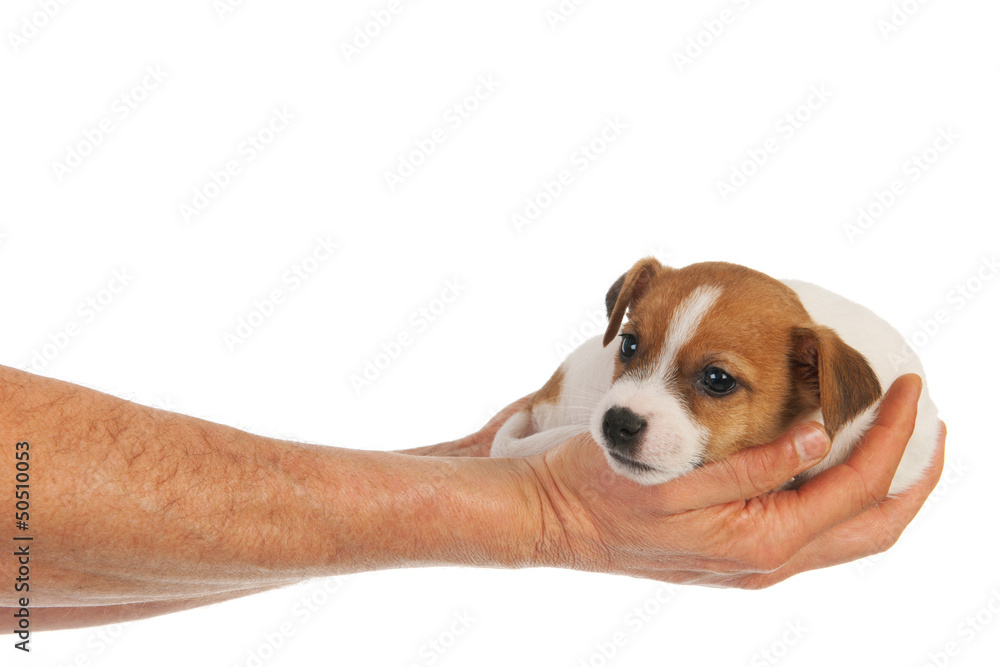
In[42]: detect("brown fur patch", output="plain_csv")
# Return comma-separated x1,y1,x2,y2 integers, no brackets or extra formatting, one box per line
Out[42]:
603,257,665,346
790,326,882,438
527,365,564,411
603,260,879,465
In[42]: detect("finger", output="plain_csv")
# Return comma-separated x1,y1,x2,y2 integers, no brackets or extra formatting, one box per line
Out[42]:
735,420,946,589
461,393,535,456
799,419,945,566
644,418,942,590
768,374,924,550
662,422,831,510
398,394,536,457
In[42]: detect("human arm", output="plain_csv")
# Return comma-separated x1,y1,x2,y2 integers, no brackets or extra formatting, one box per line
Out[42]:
0,365,539,631
1,365,943,632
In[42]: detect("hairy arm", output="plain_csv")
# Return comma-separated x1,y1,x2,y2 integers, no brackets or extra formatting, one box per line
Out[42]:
0,365,539,631
1,366,942,632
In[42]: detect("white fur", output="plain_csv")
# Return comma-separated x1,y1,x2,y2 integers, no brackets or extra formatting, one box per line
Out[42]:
491,336,615,457
656,285,723,377
589,286,721,482
590,375,709,483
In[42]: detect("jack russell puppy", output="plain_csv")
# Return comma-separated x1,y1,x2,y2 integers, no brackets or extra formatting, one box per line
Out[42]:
491,258,939,494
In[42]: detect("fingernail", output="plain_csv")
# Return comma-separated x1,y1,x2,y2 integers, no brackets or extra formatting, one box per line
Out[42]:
794,424,829,461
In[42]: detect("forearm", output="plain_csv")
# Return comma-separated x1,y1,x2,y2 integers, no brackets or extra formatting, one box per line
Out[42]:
0,365,543,613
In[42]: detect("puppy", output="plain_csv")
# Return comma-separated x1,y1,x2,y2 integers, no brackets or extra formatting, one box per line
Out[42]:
490,258,939,494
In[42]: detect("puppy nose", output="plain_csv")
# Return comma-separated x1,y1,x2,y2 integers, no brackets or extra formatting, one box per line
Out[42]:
601,405,647,455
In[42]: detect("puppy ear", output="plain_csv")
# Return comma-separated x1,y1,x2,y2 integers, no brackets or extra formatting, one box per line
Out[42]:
603,257,664,346
790,325,883,437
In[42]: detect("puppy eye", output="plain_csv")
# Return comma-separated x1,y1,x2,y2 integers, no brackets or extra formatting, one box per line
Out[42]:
619,333,638,360
702,367,737,395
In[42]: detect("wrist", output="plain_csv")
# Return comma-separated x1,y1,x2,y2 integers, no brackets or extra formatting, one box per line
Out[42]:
293,445,557,573
421,455,545,569
515,454,605,572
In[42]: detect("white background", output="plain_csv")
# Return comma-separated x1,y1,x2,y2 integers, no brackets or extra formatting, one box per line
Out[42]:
2,0,999,665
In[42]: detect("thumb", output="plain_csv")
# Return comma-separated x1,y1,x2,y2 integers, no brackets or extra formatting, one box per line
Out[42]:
660,422,831,511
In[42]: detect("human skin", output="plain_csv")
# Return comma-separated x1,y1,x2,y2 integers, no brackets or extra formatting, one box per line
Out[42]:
0,365,943,631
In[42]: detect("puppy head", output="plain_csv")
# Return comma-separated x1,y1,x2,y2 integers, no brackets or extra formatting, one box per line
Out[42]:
591,258,882,485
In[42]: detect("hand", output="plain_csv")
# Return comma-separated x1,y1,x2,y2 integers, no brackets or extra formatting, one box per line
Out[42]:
520,374,944,587
394,393,533,457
